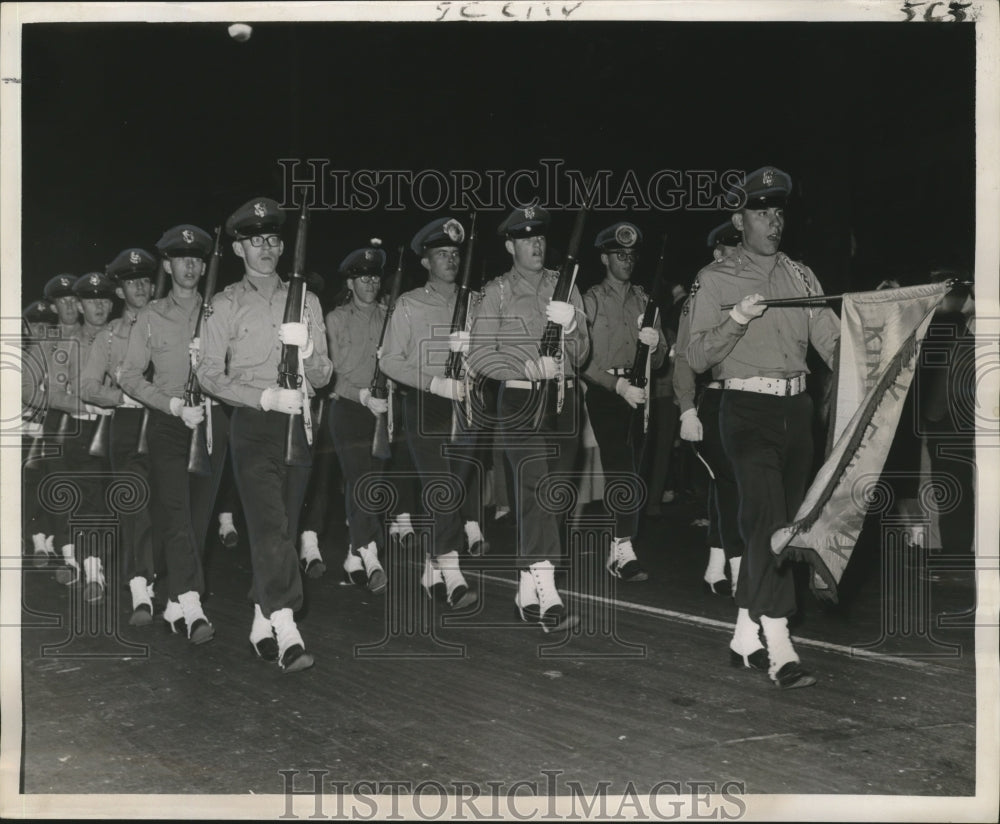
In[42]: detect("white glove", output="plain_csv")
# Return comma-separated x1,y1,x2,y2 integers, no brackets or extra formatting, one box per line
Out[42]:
638,326,659,347
279,321,314,358
524,356,559,381
85,403,113,417
260,387,303,414
449,330,470,354
429,376,465,401
679,408,703,441
546,300,577,333
730,294,767,325
169,397,205,429
615,378,646,409
359,388,388,416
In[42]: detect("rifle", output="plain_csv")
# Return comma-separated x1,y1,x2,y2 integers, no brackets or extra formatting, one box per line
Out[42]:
532,181,595,429
370,246,405,459
445,214,477,440
185,226,223,476
279,200,313,467
136,257,171,455
626,232,668,445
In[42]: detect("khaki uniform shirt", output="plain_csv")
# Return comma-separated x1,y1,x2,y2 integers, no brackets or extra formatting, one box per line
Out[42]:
80,311,142,409
326,300,386,403
582,277,668,392
468,266,589,382
379,281,458,391
687,245,839,379
120,293,202,415
197,274,332,409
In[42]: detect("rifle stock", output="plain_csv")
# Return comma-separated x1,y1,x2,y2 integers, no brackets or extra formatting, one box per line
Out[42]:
88,412,111,457
371,246,405,459
280,201,312,467
186,226,223,476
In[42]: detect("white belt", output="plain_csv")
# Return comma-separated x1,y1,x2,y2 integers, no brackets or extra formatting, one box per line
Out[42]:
70,412,98,421
605,368,631,377
505,378,576,390
706,381,723,390
118,394,143,409
723,375,806,397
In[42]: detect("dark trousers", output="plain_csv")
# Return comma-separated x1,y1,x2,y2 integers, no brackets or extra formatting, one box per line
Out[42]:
585,384,644,539
644,395,680,512
109,408,154,583
55,418,108,554
497,380,580,566
147,408,229,600
228,407,304,615
720,391,813,622
329,397,386,549
696,388,745,559
402,391,464,557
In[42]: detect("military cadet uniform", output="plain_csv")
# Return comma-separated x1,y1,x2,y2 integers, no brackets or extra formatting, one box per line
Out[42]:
687,167,839,689
119,225,230,644
467,206,590,632
326,241,389,592
378,217,479,609
675,221,746,598
196,197,332,673
46,273,117,600
22,276,82,563
581,222,667,582
80,248,158,624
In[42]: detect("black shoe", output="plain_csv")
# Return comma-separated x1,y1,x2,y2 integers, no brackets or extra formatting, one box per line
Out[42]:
704,577,730,596
279,644,315,673
129,603,153,627
467,536,490,557
188,618,215,645
251,636,278,662
729,647,769,670
539,604,579,634
447,586,477,610
771,661,816,689
303,557,326,579
219,528,239,548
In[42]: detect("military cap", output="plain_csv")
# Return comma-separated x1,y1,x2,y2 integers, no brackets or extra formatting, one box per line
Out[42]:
706,219,741,249
594,221,642,251
725,166,793,211
339,239,387,276
73,271,116,299
225,197,286,239
155,224,213,259
107,248,158,282
497,204,550,238
43,274,77,300
23,300,58,325
411,217,466,257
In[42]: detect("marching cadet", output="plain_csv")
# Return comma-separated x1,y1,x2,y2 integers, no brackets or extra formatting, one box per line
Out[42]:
687,167,839,689
21,297,60,562
196,197,332,673
325,240,390,592
467,206,589,633
581,222,667,582
80,248,158,624
44,273,117,600
119,225,230,644
675,220,746,599
379,217,479,609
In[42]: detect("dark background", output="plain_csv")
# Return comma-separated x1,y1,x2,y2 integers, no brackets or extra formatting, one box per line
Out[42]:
20,20,976,307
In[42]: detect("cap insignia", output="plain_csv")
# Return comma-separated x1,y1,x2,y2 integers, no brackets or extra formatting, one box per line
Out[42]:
523,206,535,220
182,229,194,244
614,224,637,248
89,274,100,286
364,250,374,261
253,202,267,219
129,251,141,265
762,169,774,187
443,218,465,244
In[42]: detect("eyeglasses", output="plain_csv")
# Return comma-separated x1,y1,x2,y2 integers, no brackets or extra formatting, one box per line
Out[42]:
611,250,639,262
354,275,382,285
244,235,281,248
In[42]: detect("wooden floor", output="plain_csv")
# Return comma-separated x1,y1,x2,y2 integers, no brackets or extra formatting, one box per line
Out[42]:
15,496,982,807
